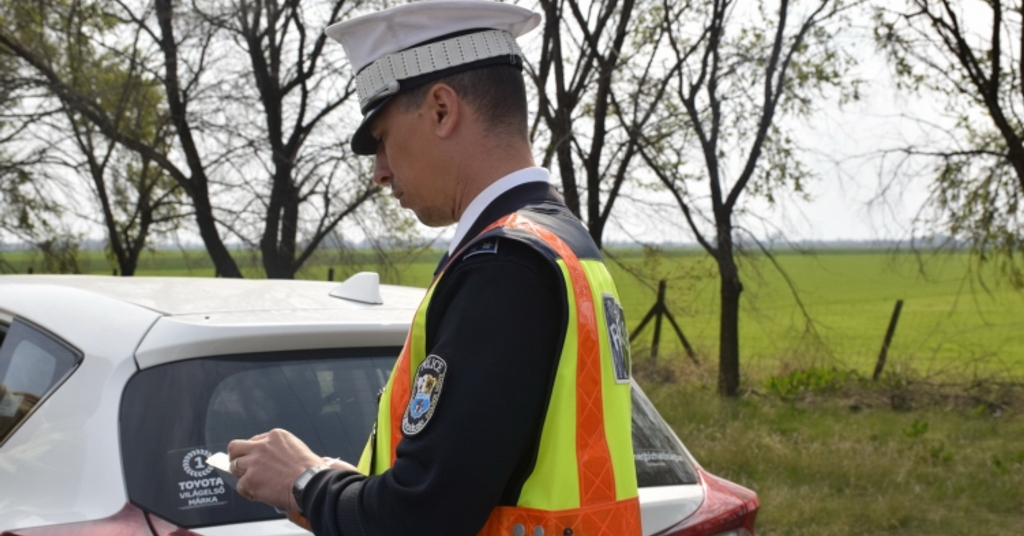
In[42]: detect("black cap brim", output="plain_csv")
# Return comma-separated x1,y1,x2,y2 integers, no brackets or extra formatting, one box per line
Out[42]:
351,98,390,155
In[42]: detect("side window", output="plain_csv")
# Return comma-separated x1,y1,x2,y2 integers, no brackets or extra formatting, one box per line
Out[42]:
632,381,699,487
0,319,82,445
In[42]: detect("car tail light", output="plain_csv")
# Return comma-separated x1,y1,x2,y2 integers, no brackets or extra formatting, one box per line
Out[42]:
657,469,759,536
1,503,203,536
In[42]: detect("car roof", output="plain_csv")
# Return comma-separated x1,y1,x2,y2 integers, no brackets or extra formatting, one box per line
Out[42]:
0,275,424,316
0,275,425,368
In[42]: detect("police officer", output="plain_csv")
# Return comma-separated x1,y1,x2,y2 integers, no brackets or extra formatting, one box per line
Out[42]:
227,2,641,535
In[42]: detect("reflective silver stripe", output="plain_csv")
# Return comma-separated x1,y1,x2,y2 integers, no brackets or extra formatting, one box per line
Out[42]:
355,29,522,112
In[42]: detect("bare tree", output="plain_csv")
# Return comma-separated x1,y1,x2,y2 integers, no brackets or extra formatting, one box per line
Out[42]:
58,102,182,276
0,1,51,249
640,0,861,396
0,0,112,271
875,0,1024,286
190,0,377,278
47,0,184,275
526,0,674,247
0,0,245,274
0,0,378,278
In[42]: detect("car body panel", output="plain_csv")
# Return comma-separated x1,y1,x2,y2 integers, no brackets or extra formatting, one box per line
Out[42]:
0,340,138,530
639,485,704,535
0,280,164,530
0,275,425,317
0,281,162,362
198,519,311,536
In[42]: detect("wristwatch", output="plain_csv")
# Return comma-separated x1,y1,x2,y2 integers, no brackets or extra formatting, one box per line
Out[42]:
292,465,329,514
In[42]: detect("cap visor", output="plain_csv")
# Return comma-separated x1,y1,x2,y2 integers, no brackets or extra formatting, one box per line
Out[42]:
351,101,387,155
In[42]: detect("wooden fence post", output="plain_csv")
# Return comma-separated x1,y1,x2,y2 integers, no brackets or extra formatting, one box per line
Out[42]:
629,280,699,365
873,299,904,381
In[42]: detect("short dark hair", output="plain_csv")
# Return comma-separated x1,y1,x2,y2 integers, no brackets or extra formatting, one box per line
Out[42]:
392,64,528,140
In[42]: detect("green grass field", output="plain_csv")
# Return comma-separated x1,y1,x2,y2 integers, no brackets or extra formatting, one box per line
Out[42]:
3,247,1022,380
646,380,1024,535
604,249,1024,381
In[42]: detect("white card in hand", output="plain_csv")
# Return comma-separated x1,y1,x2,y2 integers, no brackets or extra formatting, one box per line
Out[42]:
206,452,231,473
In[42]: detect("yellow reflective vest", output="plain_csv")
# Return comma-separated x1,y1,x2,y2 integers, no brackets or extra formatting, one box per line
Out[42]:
358,211,641,536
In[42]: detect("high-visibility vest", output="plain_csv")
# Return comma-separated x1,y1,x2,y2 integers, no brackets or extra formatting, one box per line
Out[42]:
357,211,641,536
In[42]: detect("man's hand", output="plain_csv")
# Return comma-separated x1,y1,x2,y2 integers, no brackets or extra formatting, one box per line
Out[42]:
227,429,349,512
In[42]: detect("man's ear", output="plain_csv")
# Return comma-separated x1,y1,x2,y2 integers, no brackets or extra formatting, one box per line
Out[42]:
426,83,460,139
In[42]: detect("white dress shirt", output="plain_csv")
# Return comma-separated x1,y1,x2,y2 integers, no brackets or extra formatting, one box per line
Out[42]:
448,167,551,255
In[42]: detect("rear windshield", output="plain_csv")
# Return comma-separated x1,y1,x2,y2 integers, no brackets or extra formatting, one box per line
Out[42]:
120,349,697,528
0,319,82,445
119,348,399,528
631,381,699,486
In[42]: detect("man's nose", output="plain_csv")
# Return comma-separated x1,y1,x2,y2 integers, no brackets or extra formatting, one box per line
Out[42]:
373,147,392,186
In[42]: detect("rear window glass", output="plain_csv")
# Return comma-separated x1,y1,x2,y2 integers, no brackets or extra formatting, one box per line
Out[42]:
0,319,82,445
631,381,699,487
120,347,399,529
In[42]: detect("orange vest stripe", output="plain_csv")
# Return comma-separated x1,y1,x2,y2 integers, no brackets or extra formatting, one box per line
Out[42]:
477,497,642,536
388,340,412,466
487,214,617,506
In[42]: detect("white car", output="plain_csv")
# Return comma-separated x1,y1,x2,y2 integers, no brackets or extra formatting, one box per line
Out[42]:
0,275,758,536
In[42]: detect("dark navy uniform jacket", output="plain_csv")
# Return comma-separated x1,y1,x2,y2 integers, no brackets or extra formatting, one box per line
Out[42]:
299,181,601,536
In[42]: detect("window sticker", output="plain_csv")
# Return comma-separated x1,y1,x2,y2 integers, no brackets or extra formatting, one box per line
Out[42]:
173,447,230,510
634,450,688,467
602,293,631,383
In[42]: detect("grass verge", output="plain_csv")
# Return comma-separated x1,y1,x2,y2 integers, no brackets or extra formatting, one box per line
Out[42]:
640,360,1024,535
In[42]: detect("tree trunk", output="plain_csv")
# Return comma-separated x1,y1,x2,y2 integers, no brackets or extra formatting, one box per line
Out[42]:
120,254,137,276
193,191,241,278
554,115,581,219
589,217,605,249
716,232,742,397
155,0,241,279
260,162,298,279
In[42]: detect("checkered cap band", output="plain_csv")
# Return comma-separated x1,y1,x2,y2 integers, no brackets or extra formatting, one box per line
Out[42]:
355,29,522,113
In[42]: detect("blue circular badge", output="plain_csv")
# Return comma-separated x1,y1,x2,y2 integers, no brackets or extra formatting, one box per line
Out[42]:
410,393,431,419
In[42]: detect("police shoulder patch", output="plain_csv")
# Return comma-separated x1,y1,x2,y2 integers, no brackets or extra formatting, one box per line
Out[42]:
602,293,631,383
402,354,447,436
462,238,499,259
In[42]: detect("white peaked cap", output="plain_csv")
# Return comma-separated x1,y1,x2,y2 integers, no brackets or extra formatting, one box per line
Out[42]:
325,0,542,154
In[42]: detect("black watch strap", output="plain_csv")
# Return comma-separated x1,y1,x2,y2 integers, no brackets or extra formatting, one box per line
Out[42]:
292,465,328,514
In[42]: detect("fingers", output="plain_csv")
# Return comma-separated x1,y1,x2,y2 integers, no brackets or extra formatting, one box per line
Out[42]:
236,476,256,501
227,439,252,459
227,431,277,480
227,431,272,458
223,428,322,510
230,457,245,477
